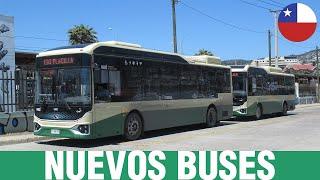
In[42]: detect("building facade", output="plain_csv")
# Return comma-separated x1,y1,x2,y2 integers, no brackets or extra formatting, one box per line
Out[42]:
251,56,299,69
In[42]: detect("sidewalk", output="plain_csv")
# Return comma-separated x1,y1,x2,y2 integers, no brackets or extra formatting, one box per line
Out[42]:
0,132,53,146
297,103,320,108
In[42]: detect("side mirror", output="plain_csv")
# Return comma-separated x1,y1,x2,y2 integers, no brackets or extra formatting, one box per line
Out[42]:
93,63,100,70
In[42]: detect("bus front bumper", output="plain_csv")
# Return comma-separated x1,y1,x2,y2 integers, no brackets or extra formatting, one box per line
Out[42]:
34,123,94,139
233,106,248,117
34,125,92,139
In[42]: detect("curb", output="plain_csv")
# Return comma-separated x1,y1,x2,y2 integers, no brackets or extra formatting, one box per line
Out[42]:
0,132,54,146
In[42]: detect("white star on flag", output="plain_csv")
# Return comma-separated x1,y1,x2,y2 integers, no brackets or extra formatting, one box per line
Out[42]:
283,8,292,17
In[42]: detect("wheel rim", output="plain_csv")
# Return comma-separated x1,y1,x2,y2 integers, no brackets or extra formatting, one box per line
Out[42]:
256,107,261,119
127,114,139,136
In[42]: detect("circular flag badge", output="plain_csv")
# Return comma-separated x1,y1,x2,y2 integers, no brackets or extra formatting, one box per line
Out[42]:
278,3,317,42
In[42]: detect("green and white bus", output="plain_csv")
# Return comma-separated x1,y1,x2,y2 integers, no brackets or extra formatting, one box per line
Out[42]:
232,65,296,119
34,41,233,140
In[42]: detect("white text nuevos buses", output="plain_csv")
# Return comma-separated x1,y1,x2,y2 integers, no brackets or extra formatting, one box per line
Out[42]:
232,65,296,119
34,41,233,140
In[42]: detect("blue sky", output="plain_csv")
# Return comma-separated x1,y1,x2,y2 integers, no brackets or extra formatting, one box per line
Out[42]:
0,0,319,60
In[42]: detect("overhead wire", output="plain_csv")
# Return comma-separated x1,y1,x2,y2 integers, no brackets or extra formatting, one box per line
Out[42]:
268,0,285,6
180,1,267,34
239,0,271,10
256,0,283,8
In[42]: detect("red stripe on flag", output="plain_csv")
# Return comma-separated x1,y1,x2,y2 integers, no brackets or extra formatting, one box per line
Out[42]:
278,22,317,42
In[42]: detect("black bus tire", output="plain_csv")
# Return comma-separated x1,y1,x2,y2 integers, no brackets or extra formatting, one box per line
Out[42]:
282,102,288,116
124,112,143,141
206,107,217,127
255,104,263,120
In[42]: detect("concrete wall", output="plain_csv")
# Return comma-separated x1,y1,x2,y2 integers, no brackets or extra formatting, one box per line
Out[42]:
0,111,33,135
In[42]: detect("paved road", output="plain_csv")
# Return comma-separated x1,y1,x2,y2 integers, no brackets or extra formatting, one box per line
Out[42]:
1,104,320,151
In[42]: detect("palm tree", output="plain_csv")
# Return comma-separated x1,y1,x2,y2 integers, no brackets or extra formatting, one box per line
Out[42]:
195,49,214,56
68,24,98,45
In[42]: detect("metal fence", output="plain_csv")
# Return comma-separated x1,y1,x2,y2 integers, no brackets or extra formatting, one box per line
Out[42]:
298,96,318,105
0,70,35,113
298,84,318,104
299,84,317,97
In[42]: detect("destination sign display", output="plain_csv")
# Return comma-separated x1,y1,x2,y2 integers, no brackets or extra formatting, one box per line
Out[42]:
36,54,91,68
43,57,75,66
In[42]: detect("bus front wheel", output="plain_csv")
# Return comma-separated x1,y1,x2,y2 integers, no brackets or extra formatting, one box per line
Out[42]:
255,105,263,120
206,107,217,127
124,112,143,141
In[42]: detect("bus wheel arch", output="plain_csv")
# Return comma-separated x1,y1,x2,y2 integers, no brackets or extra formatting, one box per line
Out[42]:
123,110,144,141
206,104,218,127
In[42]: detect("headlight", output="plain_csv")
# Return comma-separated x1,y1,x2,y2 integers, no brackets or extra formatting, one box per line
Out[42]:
34,123,41,131
78,125,89,134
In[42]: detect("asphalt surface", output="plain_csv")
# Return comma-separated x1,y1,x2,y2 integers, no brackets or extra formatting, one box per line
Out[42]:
1,104,320,151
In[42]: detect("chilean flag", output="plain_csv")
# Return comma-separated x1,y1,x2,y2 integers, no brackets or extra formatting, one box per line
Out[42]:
278,3,317,42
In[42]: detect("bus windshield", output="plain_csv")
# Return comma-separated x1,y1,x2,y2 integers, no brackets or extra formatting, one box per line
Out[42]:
232,72,247,96
35,68,91,105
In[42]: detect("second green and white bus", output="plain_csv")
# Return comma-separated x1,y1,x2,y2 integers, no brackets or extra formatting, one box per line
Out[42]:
232,65,296,119
34,41,233,140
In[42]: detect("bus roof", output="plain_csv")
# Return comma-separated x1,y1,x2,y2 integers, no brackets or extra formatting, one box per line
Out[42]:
37,41,230,69
231,65,294,77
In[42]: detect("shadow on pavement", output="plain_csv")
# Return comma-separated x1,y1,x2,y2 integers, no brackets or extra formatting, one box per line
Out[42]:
38,121,238,148
225,112,297,122
38,113,296,148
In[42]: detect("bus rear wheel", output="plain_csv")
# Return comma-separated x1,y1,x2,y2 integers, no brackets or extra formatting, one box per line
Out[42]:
282,103,288,116
124,112,143,141
206,107,217,127
255,105,263,120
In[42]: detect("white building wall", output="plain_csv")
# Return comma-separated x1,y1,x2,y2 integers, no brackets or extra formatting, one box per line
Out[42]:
0,15,16,112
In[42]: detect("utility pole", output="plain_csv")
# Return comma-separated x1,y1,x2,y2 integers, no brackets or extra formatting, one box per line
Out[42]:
270,10,280,68
268,30,272,67
171,0,178,53
317,46,319,102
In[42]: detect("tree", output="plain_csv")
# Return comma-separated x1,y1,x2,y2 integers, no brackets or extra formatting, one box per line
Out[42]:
68,24,98,45
195,49,214,56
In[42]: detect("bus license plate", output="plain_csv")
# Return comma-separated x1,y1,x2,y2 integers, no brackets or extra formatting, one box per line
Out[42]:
51,129,60,135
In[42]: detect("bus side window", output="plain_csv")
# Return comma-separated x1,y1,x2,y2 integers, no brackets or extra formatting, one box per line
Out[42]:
94,65,121,103
251,77,257,95
180,65,194,99
143,62,161,101
264,77,271,95
248,76,252,96
94,69,111,102
256,76,264,96
160,63,179,100
208,68,216,97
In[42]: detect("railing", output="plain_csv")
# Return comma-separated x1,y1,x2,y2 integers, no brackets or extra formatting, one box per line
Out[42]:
299,84,317,97
0,70,35,113
298,96,318,105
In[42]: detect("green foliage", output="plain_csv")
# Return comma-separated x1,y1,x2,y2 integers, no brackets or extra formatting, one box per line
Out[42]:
68,24,98,45
195,49,214,56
